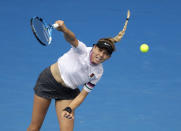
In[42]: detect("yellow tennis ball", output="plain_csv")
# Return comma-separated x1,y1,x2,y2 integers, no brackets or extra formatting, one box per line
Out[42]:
140,44,149,53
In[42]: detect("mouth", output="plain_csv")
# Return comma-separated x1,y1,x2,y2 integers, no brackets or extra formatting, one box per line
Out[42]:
95,56,103,63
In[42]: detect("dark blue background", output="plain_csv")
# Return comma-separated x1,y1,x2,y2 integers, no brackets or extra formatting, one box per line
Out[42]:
0,0,181,130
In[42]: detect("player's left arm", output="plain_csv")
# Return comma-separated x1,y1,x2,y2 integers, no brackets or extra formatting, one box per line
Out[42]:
55,20,78,47
69,89,88,110
62,88,89,119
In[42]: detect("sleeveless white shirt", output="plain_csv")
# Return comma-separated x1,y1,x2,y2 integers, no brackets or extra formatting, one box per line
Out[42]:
57,40,103,92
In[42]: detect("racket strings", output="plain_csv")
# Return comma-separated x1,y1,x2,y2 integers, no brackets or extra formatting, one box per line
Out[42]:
32,17,52,45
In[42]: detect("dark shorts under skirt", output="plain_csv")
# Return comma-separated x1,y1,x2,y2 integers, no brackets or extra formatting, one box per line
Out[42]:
34,67,80,100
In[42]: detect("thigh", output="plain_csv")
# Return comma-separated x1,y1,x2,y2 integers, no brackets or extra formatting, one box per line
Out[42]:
55,100,74,131
29,94,51,129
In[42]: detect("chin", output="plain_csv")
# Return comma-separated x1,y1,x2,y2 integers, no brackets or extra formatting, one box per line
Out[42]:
95,60,103,64
91,60,100,65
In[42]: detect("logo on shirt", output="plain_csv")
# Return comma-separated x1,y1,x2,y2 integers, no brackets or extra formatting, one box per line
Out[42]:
89,73,95,80
90,73,94,78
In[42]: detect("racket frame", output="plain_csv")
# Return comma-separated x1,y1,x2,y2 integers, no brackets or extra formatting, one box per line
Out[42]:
30,16,53,46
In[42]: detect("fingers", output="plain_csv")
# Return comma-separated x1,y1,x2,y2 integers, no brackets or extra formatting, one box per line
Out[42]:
54,20,67,32
54,20,63,25
62,111,74,120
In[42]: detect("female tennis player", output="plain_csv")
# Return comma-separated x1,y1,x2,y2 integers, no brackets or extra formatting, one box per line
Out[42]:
27,12,129,131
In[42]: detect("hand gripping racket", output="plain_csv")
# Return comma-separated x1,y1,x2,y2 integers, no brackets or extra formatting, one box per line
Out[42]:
30,16,58,46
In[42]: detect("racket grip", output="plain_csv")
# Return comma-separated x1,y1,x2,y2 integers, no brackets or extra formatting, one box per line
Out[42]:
52,23,59,29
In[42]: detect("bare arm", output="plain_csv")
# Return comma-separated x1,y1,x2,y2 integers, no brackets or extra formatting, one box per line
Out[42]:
55,20,78,47
69,89,88,110
62,89,89,119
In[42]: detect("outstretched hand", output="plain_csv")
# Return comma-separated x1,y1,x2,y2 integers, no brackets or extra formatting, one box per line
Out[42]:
55,20,67,32
62,110,74,120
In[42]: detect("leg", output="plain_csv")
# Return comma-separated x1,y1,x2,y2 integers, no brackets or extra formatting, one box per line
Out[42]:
27,94,51,131
55,100,74,131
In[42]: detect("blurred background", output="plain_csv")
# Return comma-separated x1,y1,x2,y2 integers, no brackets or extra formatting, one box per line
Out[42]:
0,0,181,130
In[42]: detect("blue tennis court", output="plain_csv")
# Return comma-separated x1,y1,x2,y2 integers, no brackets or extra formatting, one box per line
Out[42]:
0,0,181,130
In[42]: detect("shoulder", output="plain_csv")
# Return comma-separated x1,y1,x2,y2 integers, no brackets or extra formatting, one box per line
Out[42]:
72,40,90,54
77,40,88,49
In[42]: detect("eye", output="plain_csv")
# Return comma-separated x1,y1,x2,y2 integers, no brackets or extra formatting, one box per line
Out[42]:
99,48,103,52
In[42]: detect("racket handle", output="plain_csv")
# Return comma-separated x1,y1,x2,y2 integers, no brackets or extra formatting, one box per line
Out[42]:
52,23,59,29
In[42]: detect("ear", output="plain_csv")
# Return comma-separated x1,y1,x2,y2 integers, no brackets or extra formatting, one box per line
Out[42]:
92,44,97,50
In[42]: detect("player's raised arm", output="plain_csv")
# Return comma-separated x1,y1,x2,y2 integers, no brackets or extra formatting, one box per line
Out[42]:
55,20,78,47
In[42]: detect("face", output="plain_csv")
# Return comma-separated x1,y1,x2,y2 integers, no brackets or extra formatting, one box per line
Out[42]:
90,45,111,65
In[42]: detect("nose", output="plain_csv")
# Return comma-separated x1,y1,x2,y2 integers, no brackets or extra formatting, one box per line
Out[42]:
99,51,104,57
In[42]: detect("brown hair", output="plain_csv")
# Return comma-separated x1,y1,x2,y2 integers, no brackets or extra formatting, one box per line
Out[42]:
100,10,130,46
95,10,130,55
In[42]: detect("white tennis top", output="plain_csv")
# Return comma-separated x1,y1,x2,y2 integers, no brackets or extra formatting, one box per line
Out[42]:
57,40,103,92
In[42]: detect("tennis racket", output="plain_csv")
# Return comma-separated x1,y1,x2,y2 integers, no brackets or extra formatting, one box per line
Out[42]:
30,16,59,46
